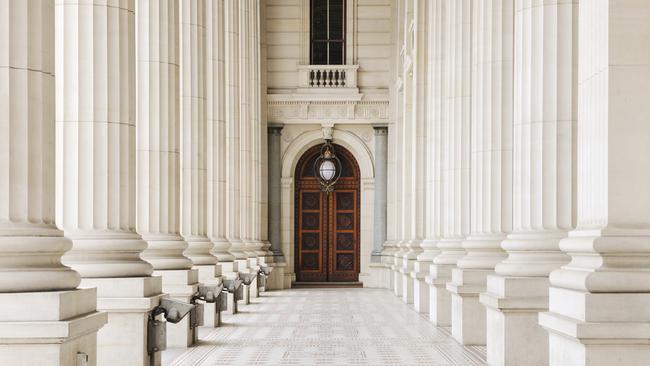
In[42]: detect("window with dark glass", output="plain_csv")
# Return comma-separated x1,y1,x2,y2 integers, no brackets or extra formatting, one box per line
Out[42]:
310,0,345,65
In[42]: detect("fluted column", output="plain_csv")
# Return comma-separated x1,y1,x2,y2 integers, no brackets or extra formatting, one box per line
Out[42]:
396,1,419,304
429,0,471,327
391,0,406,298
238,0,257,273
136,0,200,345
55,0,163,364
250,0,267,263
409,0,431,313
424,0,447,326
207,0,235,268
224,0,246,270
447,0,513,345
480,0,577,364
179,0,223,325
0,1,105,363
540,2,650,364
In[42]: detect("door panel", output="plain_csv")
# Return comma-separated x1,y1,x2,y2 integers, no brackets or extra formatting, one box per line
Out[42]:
295,144,360,282
297,189,327,281
328,190,358,281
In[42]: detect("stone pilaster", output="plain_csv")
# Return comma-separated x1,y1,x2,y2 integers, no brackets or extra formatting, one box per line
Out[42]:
55,0,163,364
539,1,650,364
136,0,201,344
267,125,285,261
447,0,512,345
479,0,577,364
0,2,106,364
430,0,471,327
371,126,388,263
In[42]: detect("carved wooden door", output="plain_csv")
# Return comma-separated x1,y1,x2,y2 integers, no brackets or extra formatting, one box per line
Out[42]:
295,144,360,282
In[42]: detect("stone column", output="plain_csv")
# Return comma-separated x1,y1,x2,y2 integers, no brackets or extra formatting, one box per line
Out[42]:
424,0,447,325
207,0,235,275
224,0,245,275
250,0,267,268
410,0,431,313
391,1,406,298
136,0,200,345
0,1,106,364
447,0,513,345
259,0,275,266
268,125,285,261
180,0,223,327
480,0,577,364
397,1,420,305
371,126,388,262
55,0,164,364
238,0,253,268
539,2,650,364
429,0,472,328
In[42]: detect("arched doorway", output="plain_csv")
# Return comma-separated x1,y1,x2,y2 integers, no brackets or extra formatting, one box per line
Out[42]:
294,143,360,282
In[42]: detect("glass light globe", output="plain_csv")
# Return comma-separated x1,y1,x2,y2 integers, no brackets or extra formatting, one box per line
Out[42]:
319,160,336,181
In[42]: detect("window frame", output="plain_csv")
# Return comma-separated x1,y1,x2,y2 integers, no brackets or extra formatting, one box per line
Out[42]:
309,0,347,65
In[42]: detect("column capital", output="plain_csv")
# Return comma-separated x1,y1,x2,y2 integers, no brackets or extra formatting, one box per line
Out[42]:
268,124,284,135
372,124,389,135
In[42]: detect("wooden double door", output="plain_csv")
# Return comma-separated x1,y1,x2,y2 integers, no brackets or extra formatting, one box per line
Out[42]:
295,144,360,282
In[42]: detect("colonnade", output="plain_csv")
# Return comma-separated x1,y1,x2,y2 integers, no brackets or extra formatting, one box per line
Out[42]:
0,0,267,365
384,1,650,365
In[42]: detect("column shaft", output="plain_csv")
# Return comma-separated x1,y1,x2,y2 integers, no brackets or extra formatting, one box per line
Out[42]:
371,126,388,262
268,126,284,261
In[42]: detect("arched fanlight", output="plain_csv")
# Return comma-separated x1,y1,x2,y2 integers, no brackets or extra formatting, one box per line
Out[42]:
313,140,342,193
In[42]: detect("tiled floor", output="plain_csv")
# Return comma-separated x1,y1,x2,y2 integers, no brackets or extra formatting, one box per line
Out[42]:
164,288,487,366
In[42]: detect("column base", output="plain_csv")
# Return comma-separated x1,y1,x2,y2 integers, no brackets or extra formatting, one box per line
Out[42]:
223,292,238,315
411,261,431,313
153,269,199,346
81,276,164,366
412,277,429,313
400,269,414,304
267,262,286,290
425,263,453,326
219,261,240,280
480,275,549,366
242,284,251,305
193,264,223,327
392,265,403,297
0,288,107,366
250,277,259,298
235,259,249,273
446,268,491,345
540,287,650,366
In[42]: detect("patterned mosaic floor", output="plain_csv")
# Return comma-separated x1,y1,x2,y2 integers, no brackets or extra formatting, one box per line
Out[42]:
163,288,487,366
